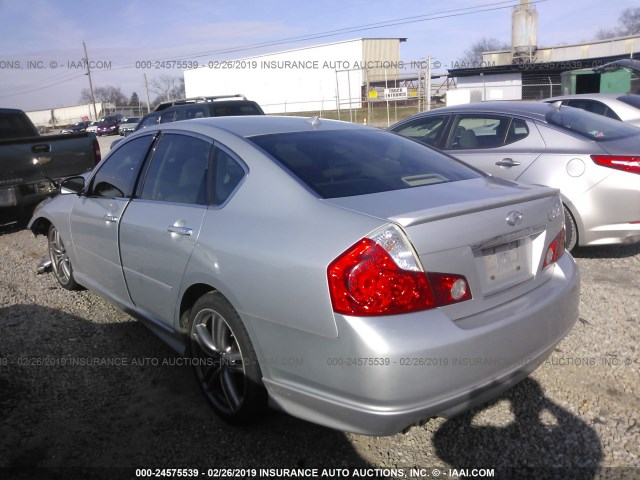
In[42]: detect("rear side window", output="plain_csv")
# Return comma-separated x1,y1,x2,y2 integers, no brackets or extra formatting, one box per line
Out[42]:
213,148,245,205
140,134,211,204
249,130,481,199
565,99,621,121
446,115,527,149
546,106,640,141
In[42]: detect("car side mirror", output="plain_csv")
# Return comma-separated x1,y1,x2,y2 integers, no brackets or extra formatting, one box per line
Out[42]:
60,176,86,195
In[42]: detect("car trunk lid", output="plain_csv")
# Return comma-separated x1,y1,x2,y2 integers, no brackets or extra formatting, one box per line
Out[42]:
324,177,565,321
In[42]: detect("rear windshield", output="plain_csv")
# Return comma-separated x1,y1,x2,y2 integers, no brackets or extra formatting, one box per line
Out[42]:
249,129,481,199
0,111,38,139
617,94,640,109
545,106,640,141
212,103,263,116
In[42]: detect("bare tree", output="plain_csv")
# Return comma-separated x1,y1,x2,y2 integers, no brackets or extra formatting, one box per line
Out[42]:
79,86,127,106
595,7,640,39
148,75,185,104
458,37,510,66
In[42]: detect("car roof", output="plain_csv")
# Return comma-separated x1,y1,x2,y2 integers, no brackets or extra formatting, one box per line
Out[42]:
142,115,366,138
544,93,628,101
406,101,555,122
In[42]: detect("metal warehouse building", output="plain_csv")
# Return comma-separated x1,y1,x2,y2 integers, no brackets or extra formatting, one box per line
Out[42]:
184,38,406,114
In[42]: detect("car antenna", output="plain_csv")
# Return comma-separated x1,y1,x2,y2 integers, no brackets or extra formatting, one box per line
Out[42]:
305,116,321,127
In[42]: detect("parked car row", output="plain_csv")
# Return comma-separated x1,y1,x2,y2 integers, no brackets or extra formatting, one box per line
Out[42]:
109,95,265,150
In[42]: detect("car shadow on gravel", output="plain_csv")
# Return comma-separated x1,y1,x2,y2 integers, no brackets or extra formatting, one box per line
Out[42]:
0,304,374,478
0,206,36,234
571,242,640,259
433,378,602,478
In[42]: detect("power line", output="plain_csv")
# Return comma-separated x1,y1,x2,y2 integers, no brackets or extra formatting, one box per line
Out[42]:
110,0,547,70
2,0,547,99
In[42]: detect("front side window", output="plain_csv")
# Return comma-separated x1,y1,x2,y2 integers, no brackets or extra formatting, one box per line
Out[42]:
140,134,211,205
89,135,154,197
249,129,481,199
160,110,176,124
139,114,159,129
391,115,447,146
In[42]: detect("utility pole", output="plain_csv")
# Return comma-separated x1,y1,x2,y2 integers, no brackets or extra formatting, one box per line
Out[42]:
426,56,432,112
83,41,98,120
143,73,151,113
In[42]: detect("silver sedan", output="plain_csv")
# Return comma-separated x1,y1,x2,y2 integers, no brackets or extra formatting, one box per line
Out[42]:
390,102,640,250
29,116,579,435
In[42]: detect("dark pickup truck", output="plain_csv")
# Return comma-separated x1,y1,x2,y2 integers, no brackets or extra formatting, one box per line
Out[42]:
0,108,100,219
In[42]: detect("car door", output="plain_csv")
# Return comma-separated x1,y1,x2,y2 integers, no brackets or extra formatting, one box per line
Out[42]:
69,134,156,305
442,114,544,181
118,132,212,325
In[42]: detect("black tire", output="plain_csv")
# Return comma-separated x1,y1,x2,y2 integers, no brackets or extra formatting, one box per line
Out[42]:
47,224,82,290
563,206,578,252
187,292,267,424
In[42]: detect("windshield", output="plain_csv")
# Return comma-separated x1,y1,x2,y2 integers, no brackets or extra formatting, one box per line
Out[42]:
249,129,481,199
546,106,640,141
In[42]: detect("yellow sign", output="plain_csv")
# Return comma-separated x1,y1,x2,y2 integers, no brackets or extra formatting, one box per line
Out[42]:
368,90,378,99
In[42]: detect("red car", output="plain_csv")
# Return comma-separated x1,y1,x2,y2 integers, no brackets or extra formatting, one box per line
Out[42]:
96,114,123,136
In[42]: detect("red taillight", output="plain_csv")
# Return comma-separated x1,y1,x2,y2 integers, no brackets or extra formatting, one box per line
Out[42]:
328,226,471,316
93,138,101,166
543,227,566,269
591,155,640,175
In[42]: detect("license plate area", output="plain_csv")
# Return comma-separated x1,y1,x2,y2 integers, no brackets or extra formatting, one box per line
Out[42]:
477,237,533,295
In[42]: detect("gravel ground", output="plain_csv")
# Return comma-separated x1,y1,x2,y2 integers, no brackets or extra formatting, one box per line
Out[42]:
0,205,639,479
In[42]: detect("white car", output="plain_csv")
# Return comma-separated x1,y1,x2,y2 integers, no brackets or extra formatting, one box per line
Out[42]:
543,93,640,127
85,121,99,133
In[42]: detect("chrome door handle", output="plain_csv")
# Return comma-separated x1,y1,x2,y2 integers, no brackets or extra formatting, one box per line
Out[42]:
167,226,193,236
103,215,119,223
495,158,521,167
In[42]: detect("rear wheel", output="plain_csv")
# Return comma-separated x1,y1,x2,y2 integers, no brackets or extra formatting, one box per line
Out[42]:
187,292,267,424
563,206,578,252
47,224,82,290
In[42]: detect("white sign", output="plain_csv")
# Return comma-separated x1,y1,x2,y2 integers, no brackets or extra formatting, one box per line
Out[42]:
384,87,408,101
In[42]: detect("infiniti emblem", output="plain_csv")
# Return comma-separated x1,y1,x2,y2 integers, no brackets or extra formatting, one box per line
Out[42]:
506,210,524,226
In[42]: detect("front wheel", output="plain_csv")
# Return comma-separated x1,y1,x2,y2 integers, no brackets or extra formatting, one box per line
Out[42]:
188,292,267,424
47,224,82,290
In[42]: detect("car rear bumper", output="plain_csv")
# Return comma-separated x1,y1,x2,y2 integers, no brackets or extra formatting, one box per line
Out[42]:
259,253,580,436
0,182,58,208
